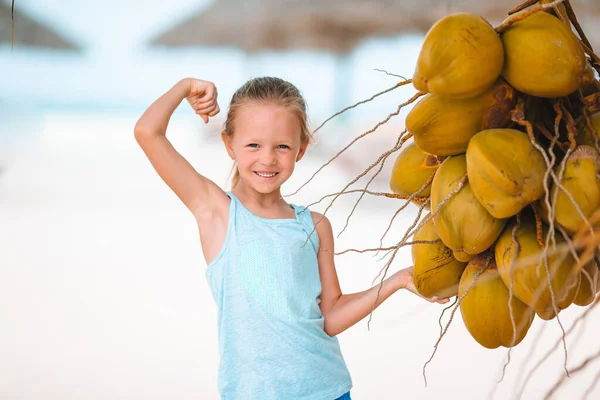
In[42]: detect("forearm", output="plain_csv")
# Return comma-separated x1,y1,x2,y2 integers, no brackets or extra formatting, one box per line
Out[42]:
323,272,402,337
134,78,190,137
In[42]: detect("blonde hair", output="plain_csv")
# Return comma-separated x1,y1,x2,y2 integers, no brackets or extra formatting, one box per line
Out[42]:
223,77,313,189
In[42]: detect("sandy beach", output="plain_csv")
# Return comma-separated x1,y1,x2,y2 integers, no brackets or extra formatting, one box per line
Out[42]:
1,111,599,399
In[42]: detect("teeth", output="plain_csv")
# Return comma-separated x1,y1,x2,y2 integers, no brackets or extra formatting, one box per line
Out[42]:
256,172,276,178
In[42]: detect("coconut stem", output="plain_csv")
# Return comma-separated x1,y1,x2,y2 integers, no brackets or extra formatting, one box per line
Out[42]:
499,214,523,384
584,93,600,120
580,106,600,154
510,323,547,398
378,171,436,251
557,225,583,274
329,238,440,257
531,203,546,249
313,80,411,134
437,296,458,337
286,91,424,198
371,199,431,289
580,41,600,76
368,195,435,324
534,121,568,152
508,0,538,15
517,294,600,398
422,255,492,387
582,368,600,400
407,174,468,244
374,68,407,80
558,103,578,150
301,132,408,248
563,0,594,53
304,189,428,210
338,134,409,237
544,345,600,399
495,0,567,33
540,238,571,378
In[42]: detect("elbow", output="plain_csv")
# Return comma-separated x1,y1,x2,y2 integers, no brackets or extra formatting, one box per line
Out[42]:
323,319,342,337
325,329,338,338
325,327,342,337
134,121,164,143
133,121,150,141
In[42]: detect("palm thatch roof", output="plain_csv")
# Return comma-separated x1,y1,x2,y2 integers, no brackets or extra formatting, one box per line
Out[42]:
151,0,600,53
0,2,79,50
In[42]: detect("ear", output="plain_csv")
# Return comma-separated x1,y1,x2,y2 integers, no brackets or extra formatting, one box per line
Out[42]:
221,131,235,160
295,140,308,162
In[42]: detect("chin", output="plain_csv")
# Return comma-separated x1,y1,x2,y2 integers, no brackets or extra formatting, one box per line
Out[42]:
244,174,289,193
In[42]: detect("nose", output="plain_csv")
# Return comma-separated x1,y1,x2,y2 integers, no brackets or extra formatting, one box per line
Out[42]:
260,148,277,166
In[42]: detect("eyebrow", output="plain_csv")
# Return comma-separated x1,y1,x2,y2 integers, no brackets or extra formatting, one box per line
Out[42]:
245,139,294,145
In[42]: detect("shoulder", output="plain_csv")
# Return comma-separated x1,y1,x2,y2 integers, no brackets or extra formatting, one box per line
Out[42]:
310,211,334,248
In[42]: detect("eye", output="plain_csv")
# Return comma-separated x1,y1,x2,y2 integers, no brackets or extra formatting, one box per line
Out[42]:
248,143,259,148
278,144,290,149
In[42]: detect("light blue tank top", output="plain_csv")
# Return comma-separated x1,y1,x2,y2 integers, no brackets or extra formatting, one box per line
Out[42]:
205,192,352,400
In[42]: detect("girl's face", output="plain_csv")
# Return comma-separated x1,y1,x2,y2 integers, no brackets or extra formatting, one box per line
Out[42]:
223,102,307,194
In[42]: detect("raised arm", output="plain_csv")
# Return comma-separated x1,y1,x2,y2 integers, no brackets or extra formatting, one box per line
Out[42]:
313,212,448,337
134,78,226,218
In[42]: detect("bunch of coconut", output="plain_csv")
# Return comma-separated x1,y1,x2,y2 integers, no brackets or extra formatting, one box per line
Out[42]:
389,1,600,349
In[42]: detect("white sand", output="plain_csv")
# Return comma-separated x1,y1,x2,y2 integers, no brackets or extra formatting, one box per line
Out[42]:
1,112,599,400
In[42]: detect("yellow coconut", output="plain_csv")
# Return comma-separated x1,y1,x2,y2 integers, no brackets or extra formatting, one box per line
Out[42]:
389,142,439,205
551,146,600,233
459,254,534,349
412,214,467,298
495,217,581,320
407,80,516,156
466,129,546,219
430,155,507,258
413,13,504,99
573,258,600,307
501,11,589,98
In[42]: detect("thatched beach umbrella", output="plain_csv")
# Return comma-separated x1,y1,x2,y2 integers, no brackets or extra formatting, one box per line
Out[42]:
152,0,600,55
151,0,504,113
150,0,599,112
0,1,78,50
152,0,511,51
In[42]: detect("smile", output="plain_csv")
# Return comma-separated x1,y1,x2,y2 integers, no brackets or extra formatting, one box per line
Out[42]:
255,172,278,178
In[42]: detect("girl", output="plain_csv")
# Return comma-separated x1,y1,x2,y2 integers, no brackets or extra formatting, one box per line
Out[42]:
134,77,448,400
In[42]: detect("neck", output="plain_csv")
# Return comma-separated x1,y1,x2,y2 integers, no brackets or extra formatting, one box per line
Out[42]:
233,183,284,207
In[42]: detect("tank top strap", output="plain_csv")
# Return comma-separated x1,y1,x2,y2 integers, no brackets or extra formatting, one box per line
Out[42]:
290,203,320,252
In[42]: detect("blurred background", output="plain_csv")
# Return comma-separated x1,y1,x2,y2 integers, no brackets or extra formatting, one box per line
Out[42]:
2,0,600,399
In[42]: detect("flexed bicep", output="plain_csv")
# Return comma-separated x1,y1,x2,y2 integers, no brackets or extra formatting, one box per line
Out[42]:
134,78,227,218
135,134,226,217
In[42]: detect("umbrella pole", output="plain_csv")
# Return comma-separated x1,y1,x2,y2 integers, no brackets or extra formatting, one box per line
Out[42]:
333,52,354,124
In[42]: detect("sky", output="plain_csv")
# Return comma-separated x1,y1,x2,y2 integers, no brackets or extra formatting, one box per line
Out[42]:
0,0,424,120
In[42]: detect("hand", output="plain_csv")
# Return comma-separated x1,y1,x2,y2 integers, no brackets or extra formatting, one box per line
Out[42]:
395,267,450,304
185,78,220,124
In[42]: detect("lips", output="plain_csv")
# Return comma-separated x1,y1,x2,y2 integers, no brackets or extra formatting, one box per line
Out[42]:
255,171,278,178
